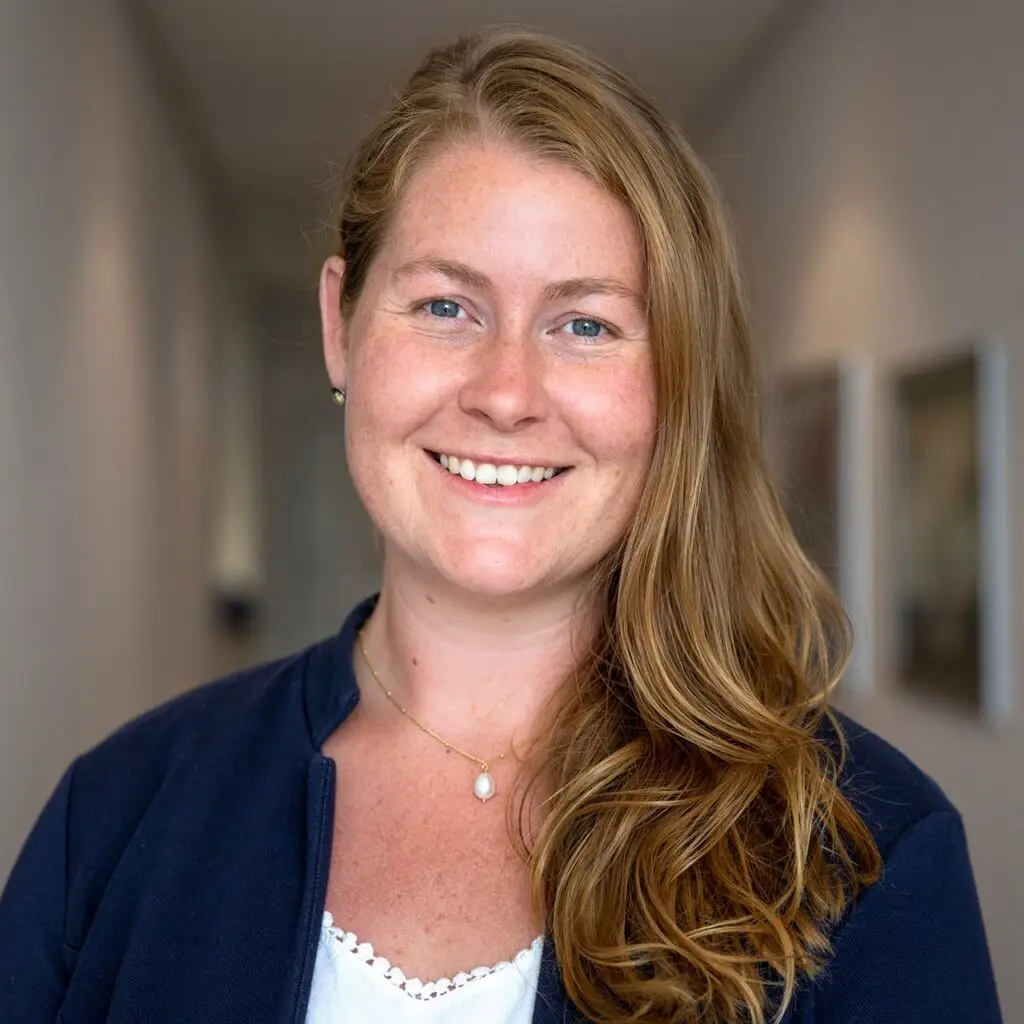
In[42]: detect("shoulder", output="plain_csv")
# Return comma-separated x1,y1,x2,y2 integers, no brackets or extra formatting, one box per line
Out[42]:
54,600,371,892
65,639,336,843
792,712,1002,1020
821,708,957,857
50,636,359,949
78,649,311,772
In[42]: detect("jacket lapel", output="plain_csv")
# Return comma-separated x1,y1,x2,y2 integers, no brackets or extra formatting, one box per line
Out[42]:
532,939,585,1023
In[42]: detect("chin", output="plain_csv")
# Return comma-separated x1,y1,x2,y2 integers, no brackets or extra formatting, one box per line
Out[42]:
429,541,554,599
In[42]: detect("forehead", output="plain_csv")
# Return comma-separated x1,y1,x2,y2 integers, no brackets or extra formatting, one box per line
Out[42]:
377,140,643,288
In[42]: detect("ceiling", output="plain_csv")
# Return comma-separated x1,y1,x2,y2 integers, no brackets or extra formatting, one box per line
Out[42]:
132,0,803,291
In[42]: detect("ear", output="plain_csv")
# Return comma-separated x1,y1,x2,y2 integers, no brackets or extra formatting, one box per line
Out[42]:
319,255,348,389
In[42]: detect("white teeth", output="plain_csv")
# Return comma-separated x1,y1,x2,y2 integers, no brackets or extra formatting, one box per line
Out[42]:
435,452,562,486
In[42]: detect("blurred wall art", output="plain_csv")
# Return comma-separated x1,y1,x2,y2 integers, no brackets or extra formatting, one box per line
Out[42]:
891,343,1012,723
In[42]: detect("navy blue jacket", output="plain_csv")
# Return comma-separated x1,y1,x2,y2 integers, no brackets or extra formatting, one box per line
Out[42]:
0,597,1002,1022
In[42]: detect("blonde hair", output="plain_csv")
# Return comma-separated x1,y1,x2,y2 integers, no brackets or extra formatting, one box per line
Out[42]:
330,26,881,1024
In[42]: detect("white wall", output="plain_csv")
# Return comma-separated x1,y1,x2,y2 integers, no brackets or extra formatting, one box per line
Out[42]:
0,1,251,878
704,0,1023,1013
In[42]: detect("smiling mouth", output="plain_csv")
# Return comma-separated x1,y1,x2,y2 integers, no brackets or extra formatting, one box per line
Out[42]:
426,450,569,487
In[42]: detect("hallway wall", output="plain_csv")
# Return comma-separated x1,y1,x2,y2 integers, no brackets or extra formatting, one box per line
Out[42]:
0,1,250,878
703,0,1023,1013
257,296,379,663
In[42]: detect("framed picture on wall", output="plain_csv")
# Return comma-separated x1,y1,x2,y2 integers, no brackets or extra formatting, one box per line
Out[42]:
774,367,842,586
769,359,876,695
891,342,1012,723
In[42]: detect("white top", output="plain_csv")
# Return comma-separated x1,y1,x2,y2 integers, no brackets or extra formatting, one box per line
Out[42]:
305,912,544,1024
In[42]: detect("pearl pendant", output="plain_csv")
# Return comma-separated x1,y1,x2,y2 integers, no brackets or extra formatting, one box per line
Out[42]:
473,771,496,802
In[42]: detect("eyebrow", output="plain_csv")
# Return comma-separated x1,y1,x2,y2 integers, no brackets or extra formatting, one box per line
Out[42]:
391,257,644,309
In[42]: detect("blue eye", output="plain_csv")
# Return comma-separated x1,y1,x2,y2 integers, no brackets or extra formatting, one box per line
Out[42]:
428,299,462,319
567,317,605,339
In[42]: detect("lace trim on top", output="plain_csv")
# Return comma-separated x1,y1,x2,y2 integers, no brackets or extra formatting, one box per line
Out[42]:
322,911,544,1001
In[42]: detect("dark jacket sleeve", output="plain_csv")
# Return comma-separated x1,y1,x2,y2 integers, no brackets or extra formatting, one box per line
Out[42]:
805,809,1002,1022
0,763,76,1022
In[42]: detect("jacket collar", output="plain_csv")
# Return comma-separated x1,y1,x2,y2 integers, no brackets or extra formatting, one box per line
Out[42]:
302,594,377,749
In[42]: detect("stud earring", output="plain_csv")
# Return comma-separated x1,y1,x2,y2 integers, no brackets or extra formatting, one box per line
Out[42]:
331,387,346,407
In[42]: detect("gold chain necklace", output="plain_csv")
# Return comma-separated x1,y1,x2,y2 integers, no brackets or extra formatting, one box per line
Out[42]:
356,630,506,802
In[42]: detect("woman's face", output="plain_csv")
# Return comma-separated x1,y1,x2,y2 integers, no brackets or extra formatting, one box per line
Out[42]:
321,140,657,601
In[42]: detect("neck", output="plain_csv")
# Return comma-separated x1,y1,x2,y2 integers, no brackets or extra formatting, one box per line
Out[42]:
357,557,598,758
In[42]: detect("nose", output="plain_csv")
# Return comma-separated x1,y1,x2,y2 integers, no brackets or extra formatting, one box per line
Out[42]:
457,330,549,432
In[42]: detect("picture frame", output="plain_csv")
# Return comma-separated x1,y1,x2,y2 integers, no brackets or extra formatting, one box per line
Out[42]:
889,341,1012,724
768,358,876,696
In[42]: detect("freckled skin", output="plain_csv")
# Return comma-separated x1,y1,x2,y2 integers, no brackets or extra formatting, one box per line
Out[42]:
317,141,659,982
323,140,658,604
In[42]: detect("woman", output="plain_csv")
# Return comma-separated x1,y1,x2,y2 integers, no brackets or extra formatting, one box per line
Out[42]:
0,26,1001,1024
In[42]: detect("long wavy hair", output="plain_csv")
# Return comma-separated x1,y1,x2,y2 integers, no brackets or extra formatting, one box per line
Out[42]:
330,26,881,1024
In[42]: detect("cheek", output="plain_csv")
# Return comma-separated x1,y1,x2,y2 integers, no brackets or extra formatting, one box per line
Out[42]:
358,334,411,412
565,358,658,470
341,337,413,509
349,328,445,435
